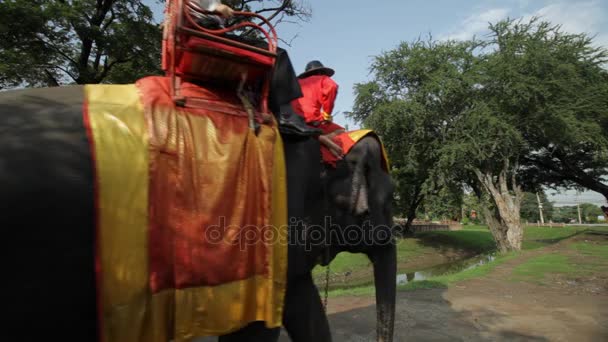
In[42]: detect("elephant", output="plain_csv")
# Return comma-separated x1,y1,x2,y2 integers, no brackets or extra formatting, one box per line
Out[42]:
0,84,396,342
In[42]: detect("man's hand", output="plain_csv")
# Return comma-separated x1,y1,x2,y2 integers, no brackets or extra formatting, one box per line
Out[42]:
322,110,333,121
216,4,234,17
319,134,344,160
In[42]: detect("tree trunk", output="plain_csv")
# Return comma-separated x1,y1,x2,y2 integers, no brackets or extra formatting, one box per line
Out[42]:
474,162,524,252
403,193,424,235
481,205,521,252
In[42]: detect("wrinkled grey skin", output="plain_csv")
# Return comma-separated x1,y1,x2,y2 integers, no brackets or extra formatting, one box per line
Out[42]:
0,86,396,342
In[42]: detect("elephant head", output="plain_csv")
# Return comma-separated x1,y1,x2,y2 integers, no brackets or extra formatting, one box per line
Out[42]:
321,135,397,342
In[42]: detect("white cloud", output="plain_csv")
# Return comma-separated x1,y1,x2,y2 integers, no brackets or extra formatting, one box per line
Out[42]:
440,1,607,48
522,1,608,48
517,0,531,10
440,8,510,41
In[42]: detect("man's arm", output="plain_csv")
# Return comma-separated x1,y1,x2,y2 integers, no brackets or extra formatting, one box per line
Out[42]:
195,0,220,10
194,0,234,16
321,77,339,120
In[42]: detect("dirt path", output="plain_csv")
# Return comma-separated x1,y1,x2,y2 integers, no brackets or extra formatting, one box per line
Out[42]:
281,232,608,341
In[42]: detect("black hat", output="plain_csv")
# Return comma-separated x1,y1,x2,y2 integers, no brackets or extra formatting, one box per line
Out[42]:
297,60,335,79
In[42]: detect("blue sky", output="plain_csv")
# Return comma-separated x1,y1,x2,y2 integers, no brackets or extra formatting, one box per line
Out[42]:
149,0,608,129
149,0,608,206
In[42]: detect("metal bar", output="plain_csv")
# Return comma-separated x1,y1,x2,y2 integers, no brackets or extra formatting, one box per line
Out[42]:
178,27,277,58
177,45,273,68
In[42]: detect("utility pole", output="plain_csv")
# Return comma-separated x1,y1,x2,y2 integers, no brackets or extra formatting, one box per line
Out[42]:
536,192,545,225
576,191,582,224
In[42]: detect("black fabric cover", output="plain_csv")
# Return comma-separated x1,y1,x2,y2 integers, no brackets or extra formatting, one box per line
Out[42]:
0,86,97,340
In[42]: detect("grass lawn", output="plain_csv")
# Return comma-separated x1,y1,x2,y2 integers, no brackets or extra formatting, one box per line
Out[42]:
311,237,430,278
511,254,580,283
511,236,608,284
570,241,608,259
328,252,518,296
413,225,496,253
398,252,518,291
315,225,588,281
321,224,608,296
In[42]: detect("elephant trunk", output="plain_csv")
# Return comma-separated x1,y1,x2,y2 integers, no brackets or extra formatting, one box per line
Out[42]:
368,243,396,342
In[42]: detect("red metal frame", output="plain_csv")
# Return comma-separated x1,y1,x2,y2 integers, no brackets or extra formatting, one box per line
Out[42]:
162,0,279,116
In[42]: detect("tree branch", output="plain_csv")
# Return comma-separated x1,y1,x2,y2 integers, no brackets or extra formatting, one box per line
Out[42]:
44,69,60,87
255,0,290,26
36,33,79,67
237,0,260,11
278,32,299,47
93,43,103,72
78,0,114,81
94,56,132,83
100,7,116,32
42,64,78,82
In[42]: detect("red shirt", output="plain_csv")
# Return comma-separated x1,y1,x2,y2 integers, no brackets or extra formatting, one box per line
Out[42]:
291,75,339,123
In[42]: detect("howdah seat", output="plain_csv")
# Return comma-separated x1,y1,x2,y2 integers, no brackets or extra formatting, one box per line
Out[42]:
162,0,279,127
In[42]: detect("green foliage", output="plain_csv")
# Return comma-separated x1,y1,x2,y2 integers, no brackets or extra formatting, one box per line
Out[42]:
352,38,480,219
351,16,608,245
520,191,554,223
0,0,163,87
417,182,464,221
552,206,579,223
580,203,604,223
485,19,608,198
462,191,484,223
551,203,603,223
0,0,311,88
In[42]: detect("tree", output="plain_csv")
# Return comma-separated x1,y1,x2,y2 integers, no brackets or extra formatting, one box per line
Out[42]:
351,38,479,232
224,0,311,29
0,0,312,88
352,17,608,252
462,190,484,224
552,203,602,223
417,183,463,221
440,101,527,252
351,36,529,252
579,203,603,223
486,19,608,202
520,191,554,223
470,18,607,250
552,206,578,223
0,0,162,88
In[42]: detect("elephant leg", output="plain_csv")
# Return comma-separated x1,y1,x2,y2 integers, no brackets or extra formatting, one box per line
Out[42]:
283,274,332,342
218,321,280,342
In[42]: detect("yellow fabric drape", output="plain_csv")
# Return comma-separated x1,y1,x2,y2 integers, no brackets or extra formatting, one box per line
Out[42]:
85,77,288,342
347,129,391,170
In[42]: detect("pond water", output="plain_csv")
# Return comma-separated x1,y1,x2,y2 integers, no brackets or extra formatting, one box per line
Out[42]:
396,253,496,285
